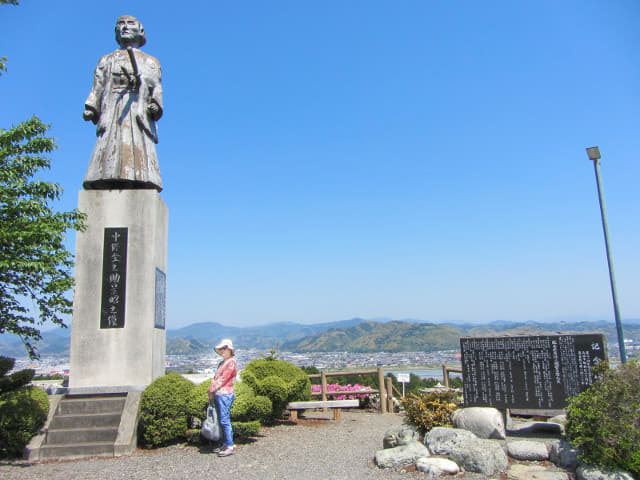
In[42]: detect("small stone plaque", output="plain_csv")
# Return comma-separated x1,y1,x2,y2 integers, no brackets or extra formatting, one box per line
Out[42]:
100,227,128,329
461,334,607,410
154,268,166,329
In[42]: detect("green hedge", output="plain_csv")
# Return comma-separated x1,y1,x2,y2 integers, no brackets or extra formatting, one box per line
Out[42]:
241,359,311,419
566,361,640,477
231,388,272,425
138,373,195,448
0,386,49,458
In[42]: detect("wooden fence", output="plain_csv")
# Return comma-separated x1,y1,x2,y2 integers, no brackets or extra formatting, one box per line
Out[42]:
307,366,398,413
442,364,462,388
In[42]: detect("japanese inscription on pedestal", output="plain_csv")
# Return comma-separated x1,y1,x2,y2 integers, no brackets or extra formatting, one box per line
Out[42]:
460,334,607,410
154,268,166,329
100,228,128,329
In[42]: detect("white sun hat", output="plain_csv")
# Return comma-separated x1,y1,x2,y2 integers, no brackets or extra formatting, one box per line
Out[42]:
215,339,235,355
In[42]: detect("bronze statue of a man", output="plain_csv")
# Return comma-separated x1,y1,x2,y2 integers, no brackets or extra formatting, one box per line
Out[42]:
83,15,163,191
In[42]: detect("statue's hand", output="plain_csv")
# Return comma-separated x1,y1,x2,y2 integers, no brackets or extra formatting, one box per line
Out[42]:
83,109,95,121
147,103,160,118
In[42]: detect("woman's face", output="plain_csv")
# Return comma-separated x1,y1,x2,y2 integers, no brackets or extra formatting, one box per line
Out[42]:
219,346,232,359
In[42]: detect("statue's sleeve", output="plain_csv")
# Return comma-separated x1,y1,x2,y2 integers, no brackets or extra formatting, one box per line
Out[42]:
148,57,163,121
84,55,109,124
135,55,163,143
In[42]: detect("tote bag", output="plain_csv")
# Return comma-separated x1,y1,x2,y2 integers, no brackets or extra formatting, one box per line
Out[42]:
201,403,221,441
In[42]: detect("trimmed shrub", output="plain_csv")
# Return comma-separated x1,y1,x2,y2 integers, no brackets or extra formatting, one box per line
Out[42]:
186,378,212,421
241,359,311,420
0,386,49,458
232,420,260,439
0,356,35,395
231,389,272,425
254,375,288,416
234,380,254,397
566,361,640,477
138,373,195,448
401,391,459,434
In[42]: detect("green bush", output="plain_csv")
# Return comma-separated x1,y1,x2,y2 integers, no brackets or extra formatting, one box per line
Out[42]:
566,361,640,477
232,420,260,439
0,356,35,395
0,357,14,377
401,391,459,434
186,378,213,421
0,386,49,458
241,359,311,420
138,373,195,448
255,375,288,415
231,388,272,425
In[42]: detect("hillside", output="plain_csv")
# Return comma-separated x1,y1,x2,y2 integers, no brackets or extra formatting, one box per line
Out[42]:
280,321,462,352
165,318,367,353
2,318,638,357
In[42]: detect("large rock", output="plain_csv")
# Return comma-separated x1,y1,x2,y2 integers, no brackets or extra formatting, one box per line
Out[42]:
507,440,550,461
382,424,419,449
548,439,579,470
375,441,431,469
424,426,477,455
576,464,635,480
507,464,571,480
449,437,508,475
452,407,506,439
416,457,460,476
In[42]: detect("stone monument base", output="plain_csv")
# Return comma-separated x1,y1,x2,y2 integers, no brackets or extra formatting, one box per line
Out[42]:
69,190,168,391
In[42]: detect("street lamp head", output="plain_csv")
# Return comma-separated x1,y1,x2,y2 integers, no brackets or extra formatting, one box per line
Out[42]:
586,146,601,161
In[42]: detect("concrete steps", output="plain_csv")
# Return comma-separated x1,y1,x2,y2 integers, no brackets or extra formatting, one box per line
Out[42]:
36,393,129,460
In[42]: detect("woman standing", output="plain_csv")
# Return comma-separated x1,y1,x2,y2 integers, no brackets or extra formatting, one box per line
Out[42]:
208,339,237,456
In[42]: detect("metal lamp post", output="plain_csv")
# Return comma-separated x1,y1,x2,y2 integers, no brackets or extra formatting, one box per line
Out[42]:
586,146,627,363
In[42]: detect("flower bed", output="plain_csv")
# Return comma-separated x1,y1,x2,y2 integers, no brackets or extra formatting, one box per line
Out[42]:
311,384,373,400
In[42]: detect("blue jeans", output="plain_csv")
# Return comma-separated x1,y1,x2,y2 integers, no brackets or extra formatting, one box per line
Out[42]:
214,393,235,447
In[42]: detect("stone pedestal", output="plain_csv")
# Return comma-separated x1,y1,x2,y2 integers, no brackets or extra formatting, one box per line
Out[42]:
69,190,168,392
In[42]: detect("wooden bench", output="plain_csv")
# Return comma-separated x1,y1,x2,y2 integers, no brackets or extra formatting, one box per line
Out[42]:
286,399,359,421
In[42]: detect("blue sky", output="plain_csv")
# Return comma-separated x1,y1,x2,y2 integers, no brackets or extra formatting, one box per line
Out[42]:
2,1,639,329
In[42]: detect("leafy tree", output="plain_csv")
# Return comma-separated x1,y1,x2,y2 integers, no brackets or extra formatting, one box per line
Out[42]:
300,365,319,375
0,117,85,358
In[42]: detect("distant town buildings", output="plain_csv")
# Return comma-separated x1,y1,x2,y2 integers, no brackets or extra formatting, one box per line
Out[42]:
15,349,463,378
13,335,639,378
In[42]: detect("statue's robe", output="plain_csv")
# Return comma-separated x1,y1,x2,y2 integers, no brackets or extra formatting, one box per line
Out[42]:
84,47,163,191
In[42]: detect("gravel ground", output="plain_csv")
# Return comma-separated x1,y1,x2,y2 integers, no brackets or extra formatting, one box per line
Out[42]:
1,410,481,480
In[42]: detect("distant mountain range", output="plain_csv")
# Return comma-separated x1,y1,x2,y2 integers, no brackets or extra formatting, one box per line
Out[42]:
1,318,638,357
281,321,462,352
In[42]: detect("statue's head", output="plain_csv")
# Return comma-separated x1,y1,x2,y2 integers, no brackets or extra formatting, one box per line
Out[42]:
115,15,146,48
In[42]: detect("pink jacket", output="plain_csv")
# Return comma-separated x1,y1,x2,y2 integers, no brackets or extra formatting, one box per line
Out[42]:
208,358,237,396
